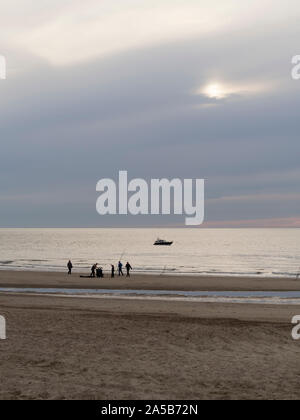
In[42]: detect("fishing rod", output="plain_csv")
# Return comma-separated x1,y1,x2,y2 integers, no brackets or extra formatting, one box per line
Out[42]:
160,265,167,276
118,250,125,263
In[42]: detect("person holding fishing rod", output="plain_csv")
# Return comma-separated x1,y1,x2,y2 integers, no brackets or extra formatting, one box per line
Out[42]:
118,261,124,276
116,250,125,277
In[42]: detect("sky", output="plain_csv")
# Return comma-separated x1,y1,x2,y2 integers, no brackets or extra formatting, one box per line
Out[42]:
0,0,300,227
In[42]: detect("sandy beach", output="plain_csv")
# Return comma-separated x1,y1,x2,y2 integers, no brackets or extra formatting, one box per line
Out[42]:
1,271,300,400
1,270,300,291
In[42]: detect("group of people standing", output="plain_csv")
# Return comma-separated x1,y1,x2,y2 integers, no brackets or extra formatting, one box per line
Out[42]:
113,261,132,277
67,260,132,278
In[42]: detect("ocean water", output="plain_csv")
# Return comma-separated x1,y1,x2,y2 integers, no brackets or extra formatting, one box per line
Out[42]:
0,228,299,278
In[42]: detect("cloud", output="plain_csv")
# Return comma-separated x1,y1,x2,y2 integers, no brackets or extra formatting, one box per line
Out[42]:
203,217,300,228
207,193,300,203
195,80,277,100
8,0,232,66
2,0,299,66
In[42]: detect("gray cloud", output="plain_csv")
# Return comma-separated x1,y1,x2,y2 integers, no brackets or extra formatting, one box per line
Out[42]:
0,3,300,227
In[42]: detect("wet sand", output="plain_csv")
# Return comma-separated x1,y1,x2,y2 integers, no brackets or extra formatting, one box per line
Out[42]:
0,270,300,291
1,271,300,400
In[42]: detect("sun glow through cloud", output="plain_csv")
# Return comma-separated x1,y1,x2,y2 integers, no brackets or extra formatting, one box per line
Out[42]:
203,84,227,99
196,80,277,100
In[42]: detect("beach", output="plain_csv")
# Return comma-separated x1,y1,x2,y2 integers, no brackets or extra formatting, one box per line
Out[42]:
1,269,300,291
1,271,300,400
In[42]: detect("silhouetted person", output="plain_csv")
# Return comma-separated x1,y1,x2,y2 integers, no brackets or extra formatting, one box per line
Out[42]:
118,261,124,276
111,265,115,278
91,263,97,278
67,260,73,275
96,267,103,278
125,262,132,277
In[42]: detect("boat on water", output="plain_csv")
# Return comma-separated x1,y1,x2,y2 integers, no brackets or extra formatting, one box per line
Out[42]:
154,238,173,246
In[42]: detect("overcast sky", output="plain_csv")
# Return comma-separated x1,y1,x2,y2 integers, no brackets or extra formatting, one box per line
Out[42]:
0,0,300,227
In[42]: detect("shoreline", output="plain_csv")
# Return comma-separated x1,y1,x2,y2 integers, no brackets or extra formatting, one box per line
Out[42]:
0,270,300,291
0,268,296,280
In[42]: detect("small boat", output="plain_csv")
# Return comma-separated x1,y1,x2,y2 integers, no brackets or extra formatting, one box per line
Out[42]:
154,238,173,246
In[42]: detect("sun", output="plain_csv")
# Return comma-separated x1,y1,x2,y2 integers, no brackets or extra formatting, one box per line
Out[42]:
204,84,226,99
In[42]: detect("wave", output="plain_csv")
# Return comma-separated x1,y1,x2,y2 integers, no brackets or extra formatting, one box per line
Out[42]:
0,261,297,278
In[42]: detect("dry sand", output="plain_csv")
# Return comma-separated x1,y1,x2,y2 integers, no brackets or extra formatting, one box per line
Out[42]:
1,271,300,400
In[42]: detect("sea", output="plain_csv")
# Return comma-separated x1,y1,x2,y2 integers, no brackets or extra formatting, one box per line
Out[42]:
0,228,299,278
